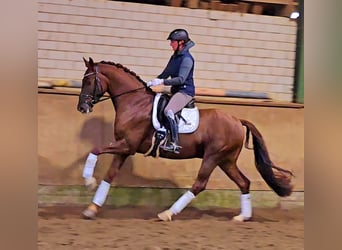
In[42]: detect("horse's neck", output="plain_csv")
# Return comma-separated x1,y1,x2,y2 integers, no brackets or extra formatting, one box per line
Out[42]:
106,74,150,110
100,64,153,115
112,90,154,129
106,69,140,97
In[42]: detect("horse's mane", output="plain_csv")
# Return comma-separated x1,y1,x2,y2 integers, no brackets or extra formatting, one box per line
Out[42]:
99,61,147,86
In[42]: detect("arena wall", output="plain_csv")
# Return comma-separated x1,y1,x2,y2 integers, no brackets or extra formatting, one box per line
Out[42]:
38,91,304,207
38,0,298,102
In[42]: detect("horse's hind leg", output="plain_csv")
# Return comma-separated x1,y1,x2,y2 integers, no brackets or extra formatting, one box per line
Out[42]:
219,161,252,222
158,158,216,221
83,154,128,219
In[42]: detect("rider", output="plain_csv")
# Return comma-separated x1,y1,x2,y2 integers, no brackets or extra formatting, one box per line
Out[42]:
147,28,196,154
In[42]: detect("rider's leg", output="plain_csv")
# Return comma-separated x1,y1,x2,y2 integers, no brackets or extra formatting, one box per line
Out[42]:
165,109,181,152
163,92,192,153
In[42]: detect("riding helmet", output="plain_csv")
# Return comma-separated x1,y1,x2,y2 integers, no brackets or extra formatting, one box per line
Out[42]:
167,29,190,42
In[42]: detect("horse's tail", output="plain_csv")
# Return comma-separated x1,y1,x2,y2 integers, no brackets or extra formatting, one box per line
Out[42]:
240,119,294,197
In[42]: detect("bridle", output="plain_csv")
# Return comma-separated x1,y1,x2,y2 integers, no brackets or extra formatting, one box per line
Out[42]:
81,66,108,105
81,65,146,104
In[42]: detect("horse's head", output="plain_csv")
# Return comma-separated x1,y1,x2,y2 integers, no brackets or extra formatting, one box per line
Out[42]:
77,57,106,113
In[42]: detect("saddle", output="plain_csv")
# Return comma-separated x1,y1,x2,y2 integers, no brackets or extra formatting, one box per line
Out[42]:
145,93,199,157
156,94,195,130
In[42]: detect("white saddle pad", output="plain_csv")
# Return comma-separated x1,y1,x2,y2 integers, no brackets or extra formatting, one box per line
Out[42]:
152,93,199,134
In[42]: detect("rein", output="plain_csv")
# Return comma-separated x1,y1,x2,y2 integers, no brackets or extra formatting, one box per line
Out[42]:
111,86,146,100
82,68,146,103
96,96,111,103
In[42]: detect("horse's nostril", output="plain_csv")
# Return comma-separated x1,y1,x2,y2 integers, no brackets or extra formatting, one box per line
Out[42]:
78,105,84,112
78,104,85,113
78,103,92,113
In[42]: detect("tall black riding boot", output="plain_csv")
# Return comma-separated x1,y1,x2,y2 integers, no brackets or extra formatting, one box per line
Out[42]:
162,116,181,154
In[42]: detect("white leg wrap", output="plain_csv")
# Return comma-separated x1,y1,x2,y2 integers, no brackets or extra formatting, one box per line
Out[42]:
169,191,195,215
240,193,252,218
82,153,98,179
92,180,111,207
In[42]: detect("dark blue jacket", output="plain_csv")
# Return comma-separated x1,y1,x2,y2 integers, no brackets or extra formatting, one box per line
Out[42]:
158,41,195,97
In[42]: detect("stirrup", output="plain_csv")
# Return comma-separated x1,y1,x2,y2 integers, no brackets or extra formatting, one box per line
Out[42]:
160,142,182,154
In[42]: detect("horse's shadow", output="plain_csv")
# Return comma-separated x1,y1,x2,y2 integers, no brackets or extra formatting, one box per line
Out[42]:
38,204,278,223
61,116,180,187
96,206,278,222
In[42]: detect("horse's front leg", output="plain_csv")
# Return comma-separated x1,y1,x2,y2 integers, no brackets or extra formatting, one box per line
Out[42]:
82,138,133,190
82,153,128,219
82,138,133,220
92,138,133,155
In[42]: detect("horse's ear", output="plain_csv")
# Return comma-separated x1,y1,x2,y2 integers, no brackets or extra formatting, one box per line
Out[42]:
83,57,95,68
83,57,89,68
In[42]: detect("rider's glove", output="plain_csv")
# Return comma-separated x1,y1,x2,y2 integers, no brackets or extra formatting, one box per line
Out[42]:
147,78,164,87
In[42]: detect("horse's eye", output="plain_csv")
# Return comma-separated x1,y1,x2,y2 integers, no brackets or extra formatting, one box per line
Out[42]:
83,79,93,87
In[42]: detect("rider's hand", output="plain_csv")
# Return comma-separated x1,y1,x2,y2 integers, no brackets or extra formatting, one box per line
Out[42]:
147,78,164,87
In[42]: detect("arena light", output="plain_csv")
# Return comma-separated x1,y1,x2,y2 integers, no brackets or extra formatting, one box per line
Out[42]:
290,11,300,19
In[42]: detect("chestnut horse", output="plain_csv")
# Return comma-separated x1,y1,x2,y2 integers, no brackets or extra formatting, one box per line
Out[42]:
77,57,293,222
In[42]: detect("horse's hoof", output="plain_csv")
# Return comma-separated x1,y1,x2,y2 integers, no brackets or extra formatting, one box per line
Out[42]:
82,209,96,220
85,177,97,191
232,214,251,222
157,209,173,221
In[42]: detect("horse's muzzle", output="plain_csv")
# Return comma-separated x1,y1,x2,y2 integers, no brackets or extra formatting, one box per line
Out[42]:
77,103,93,114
